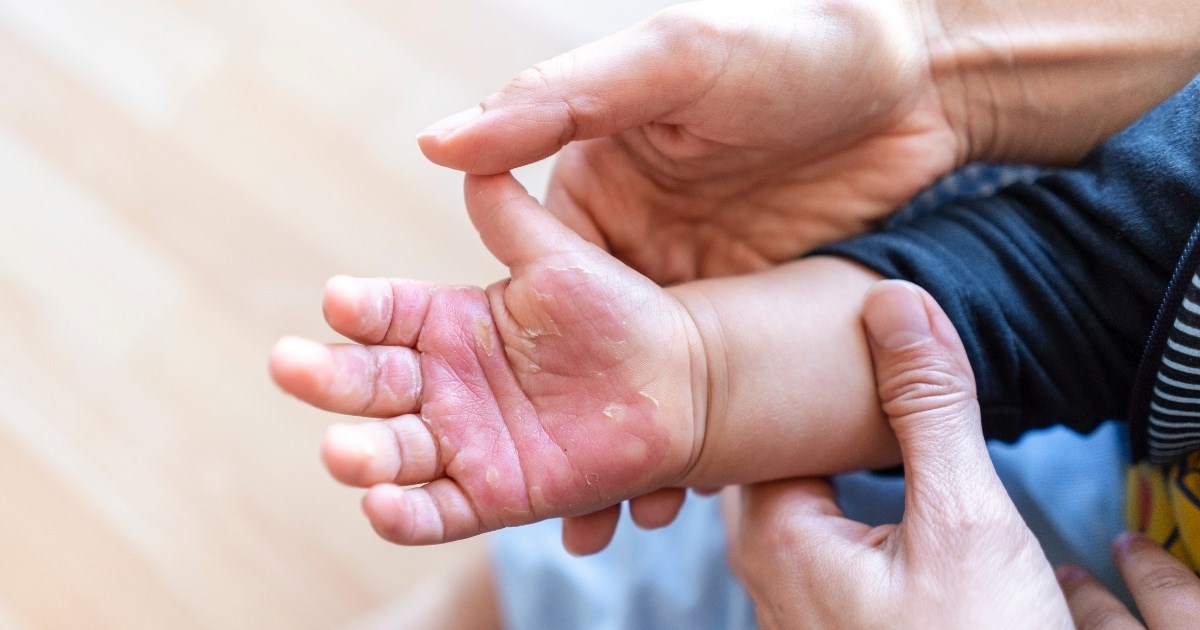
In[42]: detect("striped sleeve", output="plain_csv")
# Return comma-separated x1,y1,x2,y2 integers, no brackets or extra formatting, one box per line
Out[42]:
815,76,1200,447
1147,273,1200,462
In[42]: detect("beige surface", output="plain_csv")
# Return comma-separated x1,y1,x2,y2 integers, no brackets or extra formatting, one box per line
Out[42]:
0,1,672,628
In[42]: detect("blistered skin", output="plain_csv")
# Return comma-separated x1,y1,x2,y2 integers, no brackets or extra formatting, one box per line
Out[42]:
271,173,706,546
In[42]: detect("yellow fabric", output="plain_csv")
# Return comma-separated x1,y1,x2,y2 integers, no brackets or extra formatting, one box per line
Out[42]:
1127,451,1200,570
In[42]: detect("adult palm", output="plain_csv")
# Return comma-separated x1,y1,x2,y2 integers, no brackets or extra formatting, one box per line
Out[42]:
419,0,960,283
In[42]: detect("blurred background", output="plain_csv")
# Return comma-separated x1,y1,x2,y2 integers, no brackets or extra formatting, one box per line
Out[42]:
0,1,673,627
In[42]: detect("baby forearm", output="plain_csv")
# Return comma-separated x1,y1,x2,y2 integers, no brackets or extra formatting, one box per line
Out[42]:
920,0,1200,165
670,256,898,486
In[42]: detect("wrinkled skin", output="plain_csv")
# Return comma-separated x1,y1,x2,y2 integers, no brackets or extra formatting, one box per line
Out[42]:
419,0,959,284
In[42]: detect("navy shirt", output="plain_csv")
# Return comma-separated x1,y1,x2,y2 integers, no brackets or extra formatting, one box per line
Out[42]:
817,76,1200,460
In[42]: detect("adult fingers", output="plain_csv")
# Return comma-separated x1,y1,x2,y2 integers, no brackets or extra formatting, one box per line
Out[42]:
417,7,724,174
1113,532,1200,628
727,478,847,581
1057,564,1141,630
727,477,896,630
860,281,1002,522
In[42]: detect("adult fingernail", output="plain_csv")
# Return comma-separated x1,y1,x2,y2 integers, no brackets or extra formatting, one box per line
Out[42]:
1055,564,1089,584
418,106,483,139
863,281,932,349
1112,531,1141,556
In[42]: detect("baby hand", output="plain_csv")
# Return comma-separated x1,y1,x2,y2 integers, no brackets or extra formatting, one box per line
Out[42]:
270,174,711,551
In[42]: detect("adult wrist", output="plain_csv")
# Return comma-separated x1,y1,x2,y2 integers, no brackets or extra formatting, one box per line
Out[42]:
918,0,1200,165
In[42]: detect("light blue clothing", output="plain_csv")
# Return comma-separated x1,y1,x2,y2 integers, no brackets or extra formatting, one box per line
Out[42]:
491,421,1128,629
492,164,1123,628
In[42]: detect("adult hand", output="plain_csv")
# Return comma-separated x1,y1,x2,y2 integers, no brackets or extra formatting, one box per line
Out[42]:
426,0,961,545
1059,532,1200,628
419,0,1200,286
420,0,959,284
726,280,1073,628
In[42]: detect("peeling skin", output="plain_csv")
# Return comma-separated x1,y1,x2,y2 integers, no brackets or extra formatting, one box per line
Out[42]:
602,404,625,423
486,466,500,487
522,323,560,338
608,337,631,361
529,486,547,512
408,356,422,404
638,390,661,409
543,264,592,275
500,506,529,521
474,314,494,356
585,472,599,486
519,310,560,338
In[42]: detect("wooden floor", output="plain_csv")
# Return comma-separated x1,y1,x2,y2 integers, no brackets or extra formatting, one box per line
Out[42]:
0,1,672,627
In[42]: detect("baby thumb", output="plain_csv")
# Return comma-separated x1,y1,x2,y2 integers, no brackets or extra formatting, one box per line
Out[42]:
463,172,601,271
861,281,1003,522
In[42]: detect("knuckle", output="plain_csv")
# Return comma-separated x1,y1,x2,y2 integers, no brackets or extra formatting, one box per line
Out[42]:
648,2,735,36
504,56,583,144
522,61,557,91
502,57,564,102
644,5,704,45
649,10,691,37
1137,563,1199,594
504,60,560,103
644,5,733,64
876,351,976,421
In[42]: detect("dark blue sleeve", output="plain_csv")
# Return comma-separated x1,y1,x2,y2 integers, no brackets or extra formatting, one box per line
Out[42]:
815,77,1200,442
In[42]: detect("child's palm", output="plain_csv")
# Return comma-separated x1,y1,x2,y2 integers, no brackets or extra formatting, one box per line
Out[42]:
271,174,702,545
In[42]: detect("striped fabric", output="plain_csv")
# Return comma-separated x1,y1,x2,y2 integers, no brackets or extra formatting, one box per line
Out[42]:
1148,272,1200,463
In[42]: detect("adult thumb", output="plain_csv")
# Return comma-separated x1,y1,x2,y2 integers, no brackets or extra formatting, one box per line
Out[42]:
861,281,1004,521
417,9,720,174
